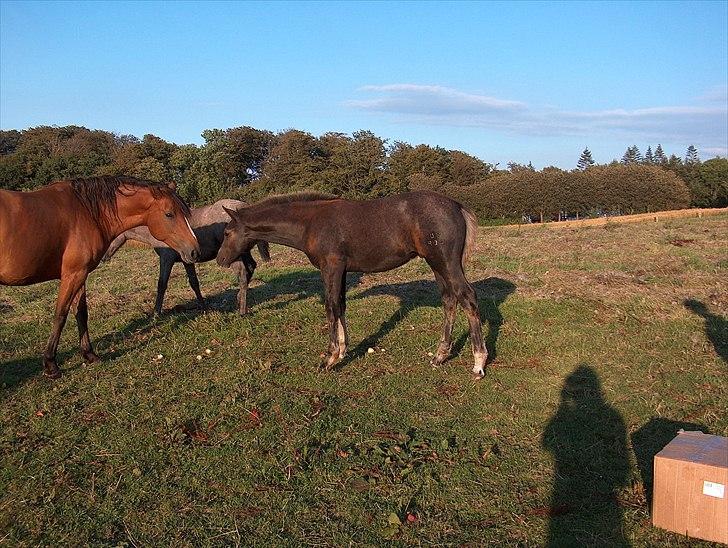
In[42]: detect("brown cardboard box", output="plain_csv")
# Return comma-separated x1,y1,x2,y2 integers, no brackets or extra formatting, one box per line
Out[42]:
652,430,728,543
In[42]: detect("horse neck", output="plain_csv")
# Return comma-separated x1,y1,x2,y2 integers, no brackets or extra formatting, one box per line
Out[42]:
244,204,309,250
103,189,157,242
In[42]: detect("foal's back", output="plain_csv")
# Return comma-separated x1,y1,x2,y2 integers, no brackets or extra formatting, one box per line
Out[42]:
303,191,467,272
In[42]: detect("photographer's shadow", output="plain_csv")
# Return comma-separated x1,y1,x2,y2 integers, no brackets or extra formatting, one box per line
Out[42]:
542,365,630,547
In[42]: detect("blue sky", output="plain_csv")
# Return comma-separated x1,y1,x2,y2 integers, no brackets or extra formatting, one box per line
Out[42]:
1,1,726,168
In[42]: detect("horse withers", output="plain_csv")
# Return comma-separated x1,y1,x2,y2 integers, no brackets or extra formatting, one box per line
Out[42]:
216,190,488,378
103,199,270,315
0,176,200,378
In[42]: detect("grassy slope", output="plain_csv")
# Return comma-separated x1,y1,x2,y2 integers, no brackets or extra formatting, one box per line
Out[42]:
1,215,726,546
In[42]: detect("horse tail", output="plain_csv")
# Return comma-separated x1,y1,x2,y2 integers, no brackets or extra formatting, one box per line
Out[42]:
460,204,478,270
256,240,271,262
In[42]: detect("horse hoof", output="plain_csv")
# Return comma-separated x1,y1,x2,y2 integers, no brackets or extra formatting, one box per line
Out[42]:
43,367,62,379
82,351,101,363
320,353,340,371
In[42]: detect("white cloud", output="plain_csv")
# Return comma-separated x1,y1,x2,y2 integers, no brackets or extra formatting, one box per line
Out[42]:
345,84,525,116
346,83,728,149
702,146,728,158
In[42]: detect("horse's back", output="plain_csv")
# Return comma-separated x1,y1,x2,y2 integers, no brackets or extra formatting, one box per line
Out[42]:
192,199,246,227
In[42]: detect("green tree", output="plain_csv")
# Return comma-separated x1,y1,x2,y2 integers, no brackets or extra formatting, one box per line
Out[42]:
653,144,668,164
685,145,700,165
576,147,595,170
255,129,326,195
697,158,728,207
448,150,492,186
621,145,642,165
644,146,654,164
0,130,22,155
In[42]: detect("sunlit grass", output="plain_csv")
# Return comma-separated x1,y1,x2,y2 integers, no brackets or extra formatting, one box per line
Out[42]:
1,215,726,545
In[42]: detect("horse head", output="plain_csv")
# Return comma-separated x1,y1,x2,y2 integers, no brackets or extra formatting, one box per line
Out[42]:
142,182,200,263
216,205,254,267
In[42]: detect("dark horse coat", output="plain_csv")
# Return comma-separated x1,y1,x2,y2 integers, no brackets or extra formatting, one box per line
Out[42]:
217,190,488,377
103,199,270,315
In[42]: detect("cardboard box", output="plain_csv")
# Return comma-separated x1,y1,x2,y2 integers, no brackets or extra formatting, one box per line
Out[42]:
652,430,728,543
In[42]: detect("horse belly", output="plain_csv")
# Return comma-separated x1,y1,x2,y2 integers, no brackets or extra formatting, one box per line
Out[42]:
347,248,416,273
0,237,63,285
0,214,64,285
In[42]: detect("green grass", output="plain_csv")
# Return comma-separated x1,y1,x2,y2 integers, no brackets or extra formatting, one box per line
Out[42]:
1,215,727,546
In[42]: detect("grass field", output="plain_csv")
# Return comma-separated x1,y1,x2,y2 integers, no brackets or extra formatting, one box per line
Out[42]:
1,214,726,546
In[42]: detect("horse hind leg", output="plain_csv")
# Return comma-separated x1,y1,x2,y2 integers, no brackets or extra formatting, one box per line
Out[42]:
337,271,348,359
431,271,457,366
73,284,100,363
453,273,487,378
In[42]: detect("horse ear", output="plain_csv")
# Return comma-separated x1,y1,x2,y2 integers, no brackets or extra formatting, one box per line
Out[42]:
222,206,239,220
167,181,177,191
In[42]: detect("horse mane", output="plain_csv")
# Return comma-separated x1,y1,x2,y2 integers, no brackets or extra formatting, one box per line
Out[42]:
251,191,338,208
64,176,190,224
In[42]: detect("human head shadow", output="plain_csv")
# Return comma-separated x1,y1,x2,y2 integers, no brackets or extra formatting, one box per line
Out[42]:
684,299,727,363
542,364,630,547
343,276,516,365
630,417,708,513
1,311,197,396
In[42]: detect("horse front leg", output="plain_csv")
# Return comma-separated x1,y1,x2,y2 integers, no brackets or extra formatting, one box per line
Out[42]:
182,262,206,311
337,270,348,359
43,272,87,378
154,254,174,315
73,284,100,364
321,262,346,370
235,253,257,315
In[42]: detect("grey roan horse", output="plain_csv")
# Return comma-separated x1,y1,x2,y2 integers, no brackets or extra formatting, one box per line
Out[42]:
216,191,488,377
105,199,269,314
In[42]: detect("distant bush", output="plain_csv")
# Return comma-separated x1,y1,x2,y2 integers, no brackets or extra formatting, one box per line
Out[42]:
0,125,704,220
444,164,691,222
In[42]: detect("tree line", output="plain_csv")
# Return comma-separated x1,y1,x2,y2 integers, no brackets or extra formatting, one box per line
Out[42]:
1,125,726,222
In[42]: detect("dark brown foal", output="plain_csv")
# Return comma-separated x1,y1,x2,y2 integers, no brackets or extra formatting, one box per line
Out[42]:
216,190,487,377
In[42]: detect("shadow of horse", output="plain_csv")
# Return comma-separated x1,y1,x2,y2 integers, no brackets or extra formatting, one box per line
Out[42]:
345,276,516,364
1,311,200,395
684,299,727,363
202,270,515,368
203,269,362,314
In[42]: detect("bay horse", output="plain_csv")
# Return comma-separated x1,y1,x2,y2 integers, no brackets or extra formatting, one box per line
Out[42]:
103,199,270,315
216,191,488,378
0,176,200,378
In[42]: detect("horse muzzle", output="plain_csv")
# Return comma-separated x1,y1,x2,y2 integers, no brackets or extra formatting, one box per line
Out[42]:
180,245,200,264
216,252,232,268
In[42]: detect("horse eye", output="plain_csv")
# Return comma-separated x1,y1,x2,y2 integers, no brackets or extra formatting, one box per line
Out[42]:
165,212,174,218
